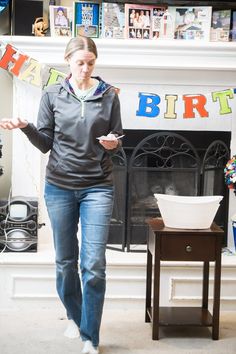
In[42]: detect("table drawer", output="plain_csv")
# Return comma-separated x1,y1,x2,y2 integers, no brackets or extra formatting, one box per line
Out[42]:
160,235,216,261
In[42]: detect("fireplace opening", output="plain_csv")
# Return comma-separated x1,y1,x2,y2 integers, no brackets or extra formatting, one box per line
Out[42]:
107,130,230,252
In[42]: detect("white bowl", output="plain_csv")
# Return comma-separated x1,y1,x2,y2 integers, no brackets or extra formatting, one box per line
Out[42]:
154,194,223,229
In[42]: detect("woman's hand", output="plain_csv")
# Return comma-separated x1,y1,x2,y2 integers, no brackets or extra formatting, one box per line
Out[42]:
99,139,119,150
98,133,119,150
0,117,28,130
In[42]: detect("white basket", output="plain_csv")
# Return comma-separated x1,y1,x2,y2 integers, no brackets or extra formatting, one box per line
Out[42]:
154,194,223,229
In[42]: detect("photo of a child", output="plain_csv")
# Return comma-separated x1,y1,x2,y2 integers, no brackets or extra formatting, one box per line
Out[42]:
49,5,72,37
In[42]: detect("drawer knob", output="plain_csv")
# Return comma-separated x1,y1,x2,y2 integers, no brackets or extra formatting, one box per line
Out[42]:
186,245,192,253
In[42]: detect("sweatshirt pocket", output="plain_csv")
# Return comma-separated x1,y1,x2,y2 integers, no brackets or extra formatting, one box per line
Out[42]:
51,158,104,179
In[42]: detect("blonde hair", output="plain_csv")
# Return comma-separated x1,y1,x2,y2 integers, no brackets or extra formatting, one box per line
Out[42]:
64,36,98,60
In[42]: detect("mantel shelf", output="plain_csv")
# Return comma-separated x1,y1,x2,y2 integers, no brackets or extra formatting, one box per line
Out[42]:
1,36,236,71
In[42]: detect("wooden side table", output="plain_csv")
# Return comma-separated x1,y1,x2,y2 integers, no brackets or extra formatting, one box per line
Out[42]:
145,218,224,340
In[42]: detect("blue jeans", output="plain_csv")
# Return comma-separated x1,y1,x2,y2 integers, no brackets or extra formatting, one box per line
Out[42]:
44,182,114,347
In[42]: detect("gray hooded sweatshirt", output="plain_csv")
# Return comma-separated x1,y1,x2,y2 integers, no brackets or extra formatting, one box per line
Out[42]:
21,76,123,189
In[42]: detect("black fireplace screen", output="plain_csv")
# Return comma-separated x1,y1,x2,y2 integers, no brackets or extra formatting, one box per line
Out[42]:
108,148,127,251
107,131,230,252
202,140,230,240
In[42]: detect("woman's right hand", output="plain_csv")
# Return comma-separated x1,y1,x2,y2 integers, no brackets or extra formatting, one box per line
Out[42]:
0,117,28,130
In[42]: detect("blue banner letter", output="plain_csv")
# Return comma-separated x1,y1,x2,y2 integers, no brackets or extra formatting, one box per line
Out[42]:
136,92,160,118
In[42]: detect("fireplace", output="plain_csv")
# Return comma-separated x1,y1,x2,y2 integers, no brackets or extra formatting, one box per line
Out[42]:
2,36,235,251
108,129,230,251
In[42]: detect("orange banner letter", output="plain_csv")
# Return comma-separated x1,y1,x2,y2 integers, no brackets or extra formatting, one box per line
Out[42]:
183,94,209,118
0,44,28,76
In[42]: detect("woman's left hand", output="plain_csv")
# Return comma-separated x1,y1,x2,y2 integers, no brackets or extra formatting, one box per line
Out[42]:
98,134,119,150
99,139,119,150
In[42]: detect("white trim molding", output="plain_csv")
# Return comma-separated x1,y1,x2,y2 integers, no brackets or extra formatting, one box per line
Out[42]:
1,36,236,70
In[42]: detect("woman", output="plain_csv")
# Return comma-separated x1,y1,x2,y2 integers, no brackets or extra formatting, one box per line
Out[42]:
0,36,123,354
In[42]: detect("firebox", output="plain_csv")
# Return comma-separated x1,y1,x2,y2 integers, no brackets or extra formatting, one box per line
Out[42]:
107,130,230,252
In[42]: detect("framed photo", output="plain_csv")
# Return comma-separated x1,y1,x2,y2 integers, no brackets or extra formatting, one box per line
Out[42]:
73,1,101,38
101,2,125,39
230,10,236,41
0,0,11,35
168,6,212,41
151,7,166,39
210,9,231,42
125,4,166,40
12,0,44,36
49,5,72,37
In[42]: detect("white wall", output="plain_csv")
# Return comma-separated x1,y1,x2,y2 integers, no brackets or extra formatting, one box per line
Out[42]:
11,78,53,247
0,69,12,199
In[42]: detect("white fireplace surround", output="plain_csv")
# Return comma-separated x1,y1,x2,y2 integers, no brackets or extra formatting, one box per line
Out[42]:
1,36,236,311
2,36,236,241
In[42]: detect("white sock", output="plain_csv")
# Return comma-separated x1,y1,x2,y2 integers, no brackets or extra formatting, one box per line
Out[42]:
63,319,80,338
81,340,99,354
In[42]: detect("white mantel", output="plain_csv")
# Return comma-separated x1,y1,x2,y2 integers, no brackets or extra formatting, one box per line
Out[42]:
2,36,236,70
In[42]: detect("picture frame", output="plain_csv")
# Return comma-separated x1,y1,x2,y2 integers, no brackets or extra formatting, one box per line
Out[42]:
168,6,212,41
12,0,44,36
125,4,166,40
210,9,231,42
230,10,236,41
73,1,101,38
101,2,125,39
49,5,72,37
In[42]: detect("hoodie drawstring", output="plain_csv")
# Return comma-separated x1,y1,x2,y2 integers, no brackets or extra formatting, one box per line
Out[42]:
81,100,85,118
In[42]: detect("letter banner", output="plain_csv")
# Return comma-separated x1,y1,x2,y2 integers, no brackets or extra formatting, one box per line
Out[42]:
1,41,236,131
119,84,236,131
0,41,67,88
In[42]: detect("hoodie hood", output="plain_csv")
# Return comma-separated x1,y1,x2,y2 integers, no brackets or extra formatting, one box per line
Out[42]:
62,75,112,99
